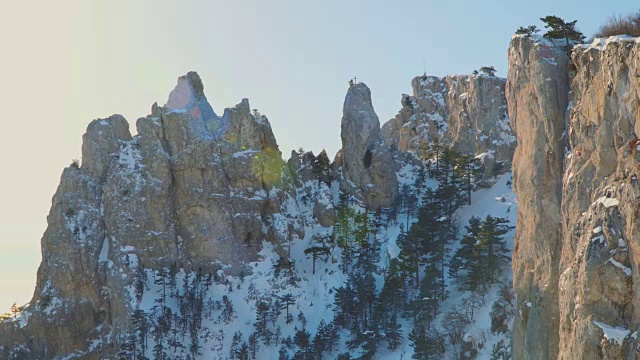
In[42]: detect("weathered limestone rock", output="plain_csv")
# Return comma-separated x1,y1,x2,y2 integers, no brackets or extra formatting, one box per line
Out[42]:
509,34,640,360
507,34,570,360
381,74,514,178
556,36,640,360
81,114,132,179
341,83,398,209
0,72,301,359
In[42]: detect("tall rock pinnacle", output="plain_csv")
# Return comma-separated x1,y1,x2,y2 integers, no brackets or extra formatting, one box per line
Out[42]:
507,34,570,360
340,83,398,209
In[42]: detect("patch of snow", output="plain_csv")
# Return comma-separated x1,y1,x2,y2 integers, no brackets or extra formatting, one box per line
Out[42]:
595,196,620,208
593,320,631,345
98,237,109,263
232,149,258,158
578,35,640,51
607,258,632,276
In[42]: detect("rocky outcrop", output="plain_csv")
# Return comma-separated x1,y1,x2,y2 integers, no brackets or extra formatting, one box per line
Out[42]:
341,83,398,209
0,72,301,359
287,149,336,227
509,34,640,359
557,36,640,360
507,34,570,360
382,74,515,178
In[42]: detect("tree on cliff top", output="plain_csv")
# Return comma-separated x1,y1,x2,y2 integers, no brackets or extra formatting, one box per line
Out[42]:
540,16,585,54
479,66,497,77
515,25,540,37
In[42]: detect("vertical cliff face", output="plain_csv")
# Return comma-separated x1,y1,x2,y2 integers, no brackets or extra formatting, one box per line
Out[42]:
509,34,640,359
507,34,570,360
381,74,514,178
557,37,640,360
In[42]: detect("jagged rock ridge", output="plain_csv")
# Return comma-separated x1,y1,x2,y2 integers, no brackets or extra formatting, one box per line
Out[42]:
0,69,518,359
381,73,515,180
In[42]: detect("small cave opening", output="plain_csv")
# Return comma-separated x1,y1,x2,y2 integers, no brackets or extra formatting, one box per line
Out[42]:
363,149,373,168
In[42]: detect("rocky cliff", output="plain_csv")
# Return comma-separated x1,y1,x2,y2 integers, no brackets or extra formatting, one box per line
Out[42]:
0,72,303,359
509,34,640,359
341,83,398,209
0,64,519,358
381,73,515,179
0,72,406,358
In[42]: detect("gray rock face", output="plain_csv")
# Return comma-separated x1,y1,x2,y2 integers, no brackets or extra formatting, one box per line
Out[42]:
507,35,570,360
381,74,514,178
508,35,640,360
556,37,640,360
0,72,301,358
341,83,398,209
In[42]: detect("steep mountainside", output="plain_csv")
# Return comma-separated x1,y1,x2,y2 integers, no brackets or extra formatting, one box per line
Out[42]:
509,34,640,360
0,71,517,360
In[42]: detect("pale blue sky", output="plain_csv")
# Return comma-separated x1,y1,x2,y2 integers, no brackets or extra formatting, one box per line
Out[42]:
0,0,637,311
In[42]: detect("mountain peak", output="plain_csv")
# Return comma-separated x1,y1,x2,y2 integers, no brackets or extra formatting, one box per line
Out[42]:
166,71,217,121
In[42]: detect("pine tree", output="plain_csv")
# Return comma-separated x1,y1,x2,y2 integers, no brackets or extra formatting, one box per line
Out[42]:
154,268,168,308
255,301,270,338
312,321,328,358
221,295,235,323
385,313,403,350
131,309,148,353
152,331,165,360
399,184,418,228
237,342,250,360
312,149,332,185
540,15,585,54
279,346,290,360
408,324,428,360
458,153,478,205
190,330,201,359
451,216,513,291
334,198,357,270
304,246,330,275
276,293,296,323
294,327,312,358
409,324,445,359
379,259,405,316
334,283,357,328
515,25,540,37
134,267,146,302
248,332,260,360
397,224,421,288
435,147,466,216
477,215,513,284
426,137,444,175
325,321,340,353
479,66,497,76
230,331,243,359
451,216,483,291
